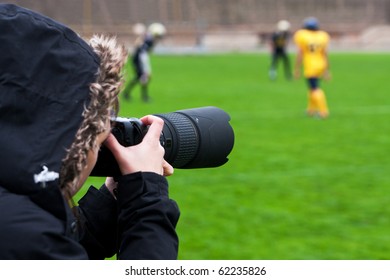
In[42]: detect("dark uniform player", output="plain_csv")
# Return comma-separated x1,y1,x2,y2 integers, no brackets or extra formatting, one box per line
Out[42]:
269,20,292,80
122,23,166,102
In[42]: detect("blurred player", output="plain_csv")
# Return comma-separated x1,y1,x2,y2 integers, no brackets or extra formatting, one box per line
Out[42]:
269,20,292,80
122,23,166,102
294,17,331,118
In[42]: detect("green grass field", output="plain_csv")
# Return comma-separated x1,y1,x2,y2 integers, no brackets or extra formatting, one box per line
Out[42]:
79,52,390,259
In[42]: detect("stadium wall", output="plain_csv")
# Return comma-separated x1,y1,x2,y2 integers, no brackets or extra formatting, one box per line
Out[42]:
6,0,390,51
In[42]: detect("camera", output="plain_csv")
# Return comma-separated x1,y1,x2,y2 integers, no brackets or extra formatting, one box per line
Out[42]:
91,106,235,177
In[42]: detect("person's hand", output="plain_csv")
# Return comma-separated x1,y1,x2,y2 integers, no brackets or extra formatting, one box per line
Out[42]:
103,115,174,177
104,177,118,198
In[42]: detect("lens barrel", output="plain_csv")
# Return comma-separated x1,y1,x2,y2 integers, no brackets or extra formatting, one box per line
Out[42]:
91,106,234,177
156,106,234,168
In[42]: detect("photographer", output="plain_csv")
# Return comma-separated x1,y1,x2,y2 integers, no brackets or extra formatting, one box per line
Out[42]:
0,4,179,260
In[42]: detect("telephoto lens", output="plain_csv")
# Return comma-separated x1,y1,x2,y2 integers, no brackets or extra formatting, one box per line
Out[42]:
90,106,234,177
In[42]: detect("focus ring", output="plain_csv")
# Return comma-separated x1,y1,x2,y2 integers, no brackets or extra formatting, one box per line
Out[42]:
161,112,198,167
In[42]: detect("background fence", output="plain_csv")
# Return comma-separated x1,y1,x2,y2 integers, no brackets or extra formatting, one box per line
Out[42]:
6,0,390,50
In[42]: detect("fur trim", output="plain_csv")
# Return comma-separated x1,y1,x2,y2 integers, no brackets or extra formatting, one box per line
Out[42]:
59,35,127,196
86,34,128,135
89,34,128,91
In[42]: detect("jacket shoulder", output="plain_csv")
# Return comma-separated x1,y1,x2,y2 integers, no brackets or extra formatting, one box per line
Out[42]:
0,186,88,259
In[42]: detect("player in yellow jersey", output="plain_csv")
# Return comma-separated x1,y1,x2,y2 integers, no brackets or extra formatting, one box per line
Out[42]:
294,17,331,119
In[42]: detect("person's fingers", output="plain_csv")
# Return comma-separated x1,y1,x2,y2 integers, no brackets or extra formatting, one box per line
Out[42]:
103,118,170,177
162,160,174,177
103,133,122,157
104,177,118,198
140,115,164,143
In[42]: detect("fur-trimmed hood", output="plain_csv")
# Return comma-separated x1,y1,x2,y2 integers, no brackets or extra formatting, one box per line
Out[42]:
0,4,126,218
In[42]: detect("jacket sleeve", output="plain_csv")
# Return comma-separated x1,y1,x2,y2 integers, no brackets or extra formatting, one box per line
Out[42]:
116,172,180,260
77,185,118,259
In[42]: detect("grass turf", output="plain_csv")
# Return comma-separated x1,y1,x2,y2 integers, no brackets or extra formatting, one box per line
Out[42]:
79,52,390,259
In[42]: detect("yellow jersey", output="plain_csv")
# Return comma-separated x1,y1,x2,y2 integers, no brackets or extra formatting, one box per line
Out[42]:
294,29,330,77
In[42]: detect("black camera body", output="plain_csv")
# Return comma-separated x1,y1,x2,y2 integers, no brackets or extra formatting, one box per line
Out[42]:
91,106,235,177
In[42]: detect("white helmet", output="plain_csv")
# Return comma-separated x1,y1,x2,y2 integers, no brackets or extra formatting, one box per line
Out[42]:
148,23,167,38
277,20,291,32
132,23,146,36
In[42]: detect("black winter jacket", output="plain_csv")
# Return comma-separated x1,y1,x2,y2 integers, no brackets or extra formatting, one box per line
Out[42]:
0,172,179,259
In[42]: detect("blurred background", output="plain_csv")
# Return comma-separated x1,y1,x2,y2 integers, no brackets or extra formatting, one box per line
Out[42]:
6,0,390,52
